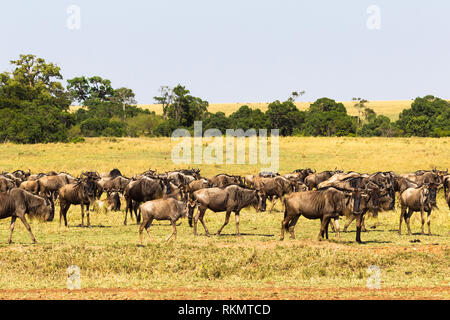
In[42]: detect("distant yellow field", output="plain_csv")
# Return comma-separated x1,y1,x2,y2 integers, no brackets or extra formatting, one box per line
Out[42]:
136,100,414,121
70,100,413,121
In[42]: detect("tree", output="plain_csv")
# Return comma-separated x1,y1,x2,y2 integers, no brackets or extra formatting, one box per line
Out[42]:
0,54,73,143
396,95,450,137
266,99,305,136
111,87,137,121
154,86,175,119
166,84,208,127
352,97,368,126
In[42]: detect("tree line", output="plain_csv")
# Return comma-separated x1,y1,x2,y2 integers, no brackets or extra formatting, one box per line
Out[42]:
0,54,448,143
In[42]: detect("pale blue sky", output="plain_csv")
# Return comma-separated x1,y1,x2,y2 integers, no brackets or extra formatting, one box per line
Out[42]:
1,0,449,104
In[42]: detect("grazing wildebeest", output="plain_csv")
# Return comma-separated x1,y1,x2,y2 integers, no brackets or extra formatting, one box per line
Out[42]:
27,173,47,181
289,168,315,182
97,175,130,199
123,176,176,225
11,169,31,181
208,174,243,188
256,176,295,213
138,197,192,244
0,176,16,192
398,184,435,236
401,171,441,187
167,171,196,187
0,188,54,243
19,180,39,194
305,170,342,190
36,174,73,200
188,185,266,236
58,175,99,227
95,190,121,213
444,175,450,209
281,187,369,243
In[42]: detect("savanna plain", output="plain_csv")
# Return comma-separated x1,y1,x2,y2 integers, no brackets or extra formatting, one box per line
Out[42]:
0,136,449,300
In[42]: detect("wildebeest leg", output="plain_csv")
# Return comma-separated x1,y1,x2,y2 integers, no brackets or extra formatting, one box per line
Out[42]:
398,205,406,235
288,215,300,239
235,212,241,236
343,215,355,233
269,197,278,213
217,210,231,235
318,217,329,241
198,208,210,237
280,215,292,241
405,209,413,236
355,215,363,243
124,198,132,225
333,218,341,241
361,215,367,232
426,211,432,236
420,209,426,235
80,205,85,227
7,216,17,244
19,216,36,244
166,220,177,242
60,203,70,227
86,204,91,227
139,217,153,245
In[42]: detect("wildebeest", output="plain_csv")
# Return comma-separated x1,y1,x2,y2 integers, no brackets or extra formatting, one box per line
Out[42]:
123,176,177,225
401,171,442,187
255,176,295,213
398,185,435,236
0,176,16,192
281,187,369,243
0,188,54,243
36,173,75,200
167,171,196,187
138,197,191,244
305,170,343,190
444,175,450,209
97,175,130,199
19,180,39,194
95,191,121,213
208,174,243,188
58,175,99,227
188,185,266,236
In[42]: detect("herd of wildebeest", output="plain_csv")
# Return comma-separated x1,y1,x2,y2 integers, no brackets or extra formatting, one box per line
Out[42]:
0,167,449,245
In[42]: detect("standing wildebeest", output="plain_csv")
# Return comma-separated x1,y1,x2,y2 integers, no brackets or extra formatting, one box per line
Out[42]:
19,180,39,194
444,175,450,209
36,173,74,200
0,188,54,243
281,187,369,243
138,197,191,244
399,185,436,236
305,170,342,190
58,175,99,227
123,176,176,225
97,175,130,199
188,185,266,236
0,176,16,192
208,174,243,188
256,176,295,213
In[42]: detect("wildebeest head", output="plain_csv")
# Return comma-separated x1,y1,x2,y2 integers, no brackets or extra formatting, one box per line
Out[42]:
425,183,438,208
255,189,267,212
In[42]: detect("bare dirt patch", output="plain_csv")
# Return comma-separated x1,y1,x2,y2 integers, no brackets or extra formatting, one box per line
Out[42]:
0,286,448,300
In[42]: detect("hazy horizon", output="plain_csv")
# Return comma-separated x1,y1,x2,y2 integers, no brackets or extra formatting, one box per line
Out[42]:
1,1,449,104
